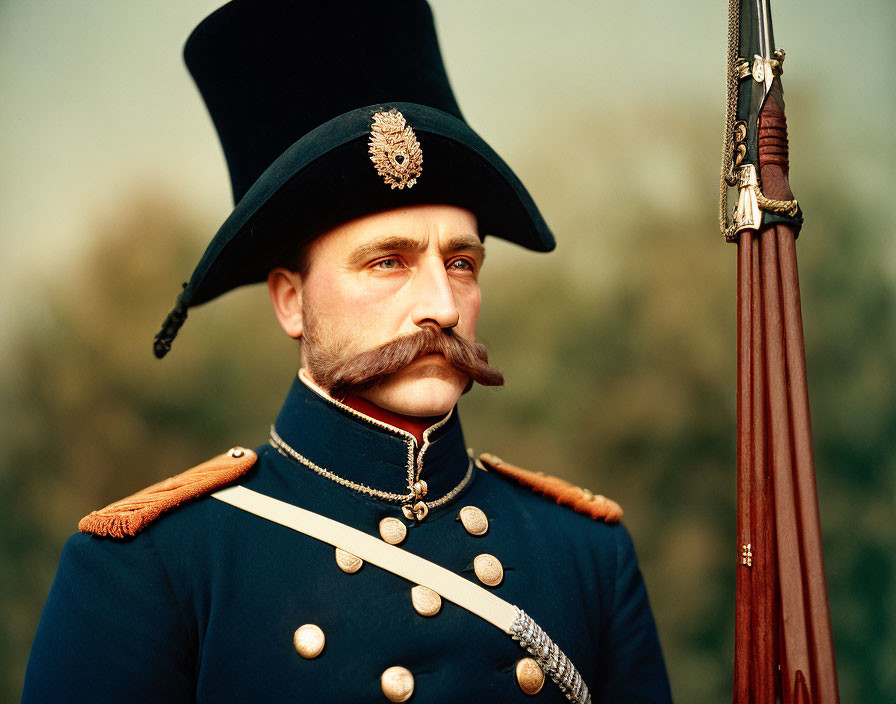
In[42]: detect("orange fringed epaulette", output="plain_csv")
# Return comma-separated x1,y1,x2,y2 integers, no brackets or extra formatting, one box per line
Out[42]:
78,447,257,538
477,452,623,523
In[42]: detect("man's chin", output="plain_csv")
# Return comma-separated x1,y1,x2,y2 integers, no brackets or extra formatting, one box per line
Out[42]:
360,370,468,418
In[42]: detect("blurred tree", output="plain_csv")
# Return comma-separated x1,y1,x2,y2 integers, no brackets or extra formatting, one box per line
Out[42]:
0,190,297,698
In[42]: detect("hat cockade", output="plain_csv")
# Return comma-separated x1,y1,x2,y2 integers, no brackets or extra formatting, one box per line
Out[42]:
368,110,423,189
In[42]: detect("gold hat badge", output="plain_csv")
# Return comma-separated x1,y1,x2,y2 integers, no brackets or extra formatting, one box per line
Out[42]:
368,109,423,189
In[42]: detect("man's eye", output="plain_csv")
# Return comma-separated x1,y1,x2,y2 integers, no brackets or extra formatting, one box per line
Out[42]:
373,258,400,270
448,258,473,271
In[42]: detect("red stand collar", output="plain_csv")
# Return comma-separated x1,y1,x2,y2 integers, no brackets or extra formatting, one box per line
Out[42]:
339,394,440,445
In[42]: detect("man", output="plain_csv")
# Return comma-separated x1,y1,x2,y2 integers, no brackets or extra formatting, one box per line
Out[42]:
24,2,672,702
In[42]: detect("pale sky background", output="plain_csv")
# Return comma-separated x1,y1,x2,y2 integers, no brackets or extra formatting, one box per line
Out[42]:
1,0,893,333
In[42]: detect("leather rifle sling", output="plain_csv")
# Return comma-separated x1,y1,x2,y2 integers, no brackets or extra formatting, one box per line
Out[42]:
211,485,592,704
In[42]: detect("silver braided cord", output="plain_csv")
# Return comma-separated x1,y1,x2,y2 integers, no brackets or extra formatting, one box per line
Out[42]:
511,608,591,704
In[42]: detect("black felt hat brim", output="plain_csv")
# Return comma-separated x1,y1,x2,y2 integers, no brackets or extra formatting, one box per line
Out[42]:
183,102,555,308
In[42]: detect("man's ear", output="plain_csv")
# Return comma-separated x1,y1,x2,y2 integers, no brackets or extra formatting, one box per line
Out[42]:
267,267,304,338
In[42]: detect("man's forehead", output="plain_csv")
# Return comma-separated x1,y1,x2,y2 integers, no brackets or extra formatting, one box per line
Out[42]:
309,204,483,257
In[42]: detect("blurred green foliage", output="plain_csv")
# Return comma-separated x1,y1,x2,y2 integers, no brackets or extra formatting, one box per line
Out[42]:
2,116,893,703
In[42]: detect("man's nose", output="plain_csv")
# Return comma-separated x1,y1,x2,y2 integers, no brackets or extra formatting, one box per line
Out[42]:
409,259,460,330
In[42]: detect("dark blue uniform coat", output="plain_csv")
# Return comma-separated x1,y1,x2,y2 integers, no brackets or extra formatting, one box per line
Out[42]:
24,376,672,702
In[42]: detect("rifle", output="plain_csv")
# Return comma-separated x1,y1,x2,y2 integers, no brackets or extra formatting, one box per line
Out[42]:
720,1,840,701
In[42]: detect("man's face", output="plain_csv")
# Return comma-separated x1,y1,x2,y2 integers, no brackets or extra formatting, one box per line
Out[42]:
270,204,486,417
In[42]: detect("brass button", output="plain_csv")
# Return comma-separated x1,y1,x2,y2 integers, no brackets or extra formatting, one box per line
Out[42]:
379,517,407,545
473,553,504,587
229,447,245,458
335,548,363,574
293,623,325,659
458,506,488,536
515,657,545,695
411,585,442,617
381,665,414,702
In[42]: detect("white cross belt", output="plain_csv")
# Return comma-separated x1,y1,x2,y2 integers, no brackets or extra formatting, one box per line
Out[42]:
212,485,591,704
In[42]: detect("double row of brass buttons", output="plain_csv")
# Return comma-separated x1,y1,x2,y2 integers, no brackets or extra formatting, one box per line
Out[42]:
299,502,541,698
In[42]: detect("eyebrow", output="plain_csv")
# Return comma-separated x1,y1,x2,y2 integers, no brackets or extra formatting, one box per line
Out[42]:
346,234,485,266
444,234,486,261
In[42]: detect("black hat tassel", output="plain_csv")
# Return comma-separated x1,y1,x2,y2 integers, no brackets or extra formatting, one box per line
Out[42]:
153,283,190,359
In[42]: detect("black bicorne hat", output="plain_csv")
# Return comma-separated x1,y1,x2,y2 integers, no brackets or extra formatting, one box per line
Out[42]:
153,0,555,358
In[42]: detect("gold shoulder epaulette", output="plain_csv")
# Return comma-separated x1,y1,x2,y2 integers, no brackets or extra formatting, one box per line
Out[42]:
477,452,623,523
78,447,257,538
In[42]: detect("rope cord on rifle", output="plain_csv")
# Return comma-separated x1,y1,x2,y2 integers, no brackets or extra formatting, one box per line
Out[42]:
719,0,741,241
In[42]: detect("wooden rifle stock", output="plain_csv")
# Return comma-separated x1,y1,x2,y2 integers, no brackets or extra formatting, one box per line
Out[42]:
733,82,840,703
